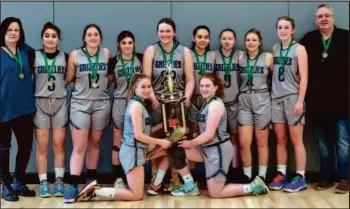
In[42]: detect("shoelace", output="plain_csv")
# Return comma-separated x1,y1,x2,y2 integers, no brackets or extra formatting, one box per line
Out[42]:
55,178,64,190
176,183,194,193
290,176,301,184
41,181,50,191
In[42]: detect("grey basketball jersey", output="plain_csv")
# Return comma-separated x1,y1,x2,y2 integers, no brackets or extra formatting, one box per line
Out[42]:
214,50,241,104
192,50,215,95
72,48,109,100
113,56,142,98
34,50,66,98
239,52,269,92
272,42,300,99
122,98,152,148
197,97,230,146
152,42,185,94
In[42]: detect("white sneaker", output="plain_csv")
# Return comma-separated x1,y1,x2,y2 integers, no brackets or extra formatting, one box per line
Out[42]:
114,178,126,189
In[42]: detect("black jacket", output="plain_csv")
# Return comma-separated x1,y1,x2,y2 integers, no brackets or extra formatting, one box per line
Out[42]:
300,27,349,121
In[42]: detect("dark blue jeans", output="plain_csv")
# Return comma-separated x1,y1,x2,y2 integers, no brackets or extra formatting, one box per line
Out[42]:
314,117,349,181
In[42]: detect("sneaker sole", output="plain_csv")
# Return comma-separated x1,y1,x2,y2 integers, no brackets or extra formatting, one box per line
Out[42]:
147,189,161,196
63,198,76,203
2,196,19,202
76,181,100,202
54,193,64,197
40,194,51,198
283,185,307,193
170,191,200,197
269,185,284,191
334,189,349,194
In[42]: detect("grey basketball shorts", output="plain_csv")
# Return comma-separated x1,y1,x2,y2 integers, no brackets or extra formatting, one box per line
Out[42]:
70,98,111,130
272,94,306,126
34,97,68,129
238,91,272,129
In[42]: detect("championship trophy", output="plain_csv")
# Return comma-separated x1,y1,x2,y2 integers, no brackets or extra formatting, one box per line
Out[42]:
146,63,188,191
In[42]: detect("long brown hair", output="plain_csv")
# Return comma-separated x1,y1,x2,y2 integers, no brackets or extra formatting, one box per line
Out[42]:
199,73,225,98
128,73,150,99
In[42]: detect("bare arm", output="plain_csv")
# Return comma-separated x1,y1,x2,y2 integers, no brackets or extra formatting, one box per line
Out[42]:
130,102,164,146
143,45,158,103
190,100,224,146
265,52,274,71
65,50,77,85
296,44,308,103
183,47,194,104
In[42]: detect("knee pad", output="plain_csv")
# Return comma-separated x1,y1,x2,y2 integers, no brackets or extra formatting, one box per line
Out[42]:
168,146,187,170
112,145,120,152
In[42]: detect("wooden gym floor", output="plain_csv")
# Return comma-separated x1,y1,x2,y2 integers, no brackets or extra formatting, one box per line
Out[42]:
1,183,348,208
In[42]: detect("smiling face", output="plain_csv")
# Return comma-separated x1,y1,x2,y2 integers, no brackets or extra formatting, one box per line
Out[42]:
42,28,59,50
134,78,152,100
5,22,20,44
119,37,134,55
245,32,261,53
220,31,235,51
315,6,335,32
193,28,210,51
277,19,295,42
84,27,101,48
157,23,175,45
199,77,218,100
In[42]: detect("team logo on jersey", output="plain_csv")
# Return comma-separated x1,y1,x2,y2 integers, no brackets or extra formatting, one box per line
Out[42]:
37,65,65,74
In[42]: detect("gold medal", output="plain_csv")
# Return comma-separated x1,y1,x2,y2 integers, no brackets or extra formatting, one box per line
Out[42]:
92,82,98,88
48,81,53,87
18,73,24,79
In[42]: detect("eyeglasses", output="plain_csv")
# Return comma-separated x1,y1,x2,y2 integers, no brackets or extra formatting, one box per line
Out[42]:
316,13,334,19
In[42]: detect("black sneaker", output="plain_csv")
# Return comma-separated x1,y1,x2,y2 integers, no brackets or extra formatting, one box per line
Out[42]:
1,180,19,201
11,176,36,197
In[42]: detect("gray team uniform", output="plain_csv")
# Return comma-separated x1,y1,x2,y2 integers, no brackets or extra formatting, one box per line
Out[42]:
70,48,111,130
151,42,186,124
33,50,68,129
215,49,241,134
119,98,152,174
272,42,305,125
197,96,233,181
238,52,271,129
111,54,142,130
188,50,215,124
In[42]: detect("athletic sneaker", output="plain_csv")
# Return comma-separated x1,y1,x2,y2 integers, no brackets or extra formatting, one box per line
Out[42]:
269,172,288,191
39,180,51,198
63,184,79,203
147,182,163,196
283,174,307,193
251,176,269,195
76,180,99,202
170,182,200,197
53,177,65,197
114,178,126,189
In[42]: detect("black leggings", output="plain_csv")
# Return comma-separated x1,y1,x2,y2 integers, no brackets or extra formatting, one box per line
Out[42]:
0,114,34,183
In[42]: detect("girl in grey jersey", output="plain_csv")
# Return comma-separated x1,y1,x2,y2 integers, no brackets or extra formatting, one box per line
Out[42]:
75,73,171,202
34,22,67,198
237,29,273,182
107,31,143,189
143,18,194,194
188,25,216,138
214,28,242,170
269,17,308,193
63,24,112,203
168,73,269,198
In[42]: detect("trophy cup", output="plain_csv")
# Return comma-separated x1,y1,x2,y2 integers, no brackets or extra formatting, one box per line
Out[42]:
147,62,188,191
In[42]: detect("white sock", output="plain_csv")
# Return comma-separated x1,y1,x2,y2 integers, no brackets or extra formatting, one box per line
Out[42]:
243,184,252,194
153,169,166,186
54,167,65,179
243,166,252,179
95,188,116,199
182,174,194,184
258,166,267,179
39,173,47,182
277,165,287,175
296,170,305,178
